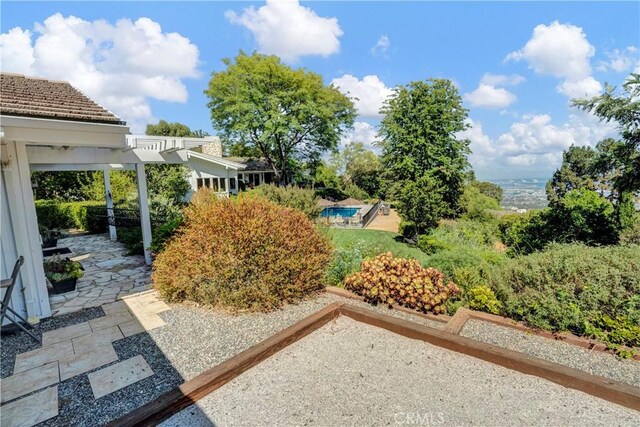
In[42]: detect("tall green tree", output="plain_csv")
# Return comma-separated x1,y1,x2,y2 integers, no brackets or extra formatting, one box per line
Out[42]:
545,145,599,205
205,51,356,185
573,74,640,229
379,78,470,227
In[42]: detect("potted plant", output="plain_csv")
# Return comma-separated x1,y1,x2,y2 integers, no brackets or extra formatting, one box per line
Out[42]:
40,225,62,248
44,257,84,294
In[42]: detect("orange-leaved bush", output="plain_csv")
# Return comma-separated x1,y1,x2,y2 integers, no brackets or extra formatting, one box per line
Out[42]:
152,197,333,311
343,252,460,314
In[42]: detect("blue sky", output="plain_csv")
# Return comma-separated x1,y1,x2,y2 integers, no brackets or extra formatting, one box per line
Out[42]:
1,1,639,179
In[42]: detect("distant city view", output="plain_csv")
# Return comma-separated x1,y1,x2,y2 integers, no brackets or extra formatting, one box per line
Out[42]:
489,178,549,211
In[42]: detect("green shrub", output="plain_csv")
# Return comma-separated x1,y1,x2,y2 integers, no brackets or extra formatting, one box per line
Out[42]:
244,184,322,219
399,221,417,240
461,185,500,222
152,197,333,311
466,285,502,314
150,218,183,255
490,243,640,339
117,227,144,256
417,234,451,255
554,189,618,245
499,210,553,255
324,239,381,287
619,214,640,245
584,314,640,357
344,252,460,314
426,247,503,279
35,200,107,232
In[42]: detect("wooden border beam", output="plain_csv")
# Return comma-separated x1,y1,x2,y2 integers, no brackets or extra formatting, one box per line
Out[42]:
110,303,640,427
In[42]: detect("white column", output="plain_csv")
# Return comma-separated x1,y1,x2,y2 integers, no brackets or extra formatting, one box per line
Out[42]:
2,141,51,319
225,168,230,196
103,168,117,241
135,163,152,265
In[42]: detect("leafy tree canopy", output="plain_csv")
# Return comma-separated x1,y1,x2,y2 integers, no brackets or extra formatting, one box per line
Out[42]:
572,74,640,197
546,145,599,205
206,51,356,185
379,78,470,224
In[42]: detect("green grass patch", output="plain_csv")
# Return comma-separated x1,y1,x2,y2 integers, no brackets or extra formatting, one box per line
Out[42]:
328,229,430,264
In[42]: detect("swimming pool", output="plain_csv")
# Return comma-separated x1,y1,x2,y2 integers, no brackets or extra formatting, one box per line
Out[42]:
320,207,360,218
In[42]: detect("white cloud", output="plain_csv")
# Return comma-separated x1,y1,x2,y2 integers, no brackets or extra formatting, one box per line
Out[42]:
480,73,525,86
464,84,517,109
506,21,602,99
331,74,392,118
463,111,616,175
370,34,390,57
225,0,342,62
597,46,639,73
0,13,200,133
457,119,497,168
341,121,379,151
464,73,523,109
557,76,603,98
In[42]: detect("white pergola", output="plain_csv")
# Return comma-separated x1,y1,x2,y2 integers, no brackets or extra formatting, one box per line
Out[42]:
1,115,242,322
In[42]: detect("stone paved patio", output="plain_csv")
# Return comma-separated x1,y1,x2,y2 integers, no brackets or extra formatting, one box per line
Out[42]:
48,234,151,316
0,291,170,427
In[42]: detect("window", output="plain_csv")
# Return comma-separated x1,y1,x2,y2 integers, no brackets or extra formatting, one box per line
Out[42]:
203,178,211,188
196,178,204,189
220,178,226,192
230,178,236,190
211,178,219,192
264,173,273,184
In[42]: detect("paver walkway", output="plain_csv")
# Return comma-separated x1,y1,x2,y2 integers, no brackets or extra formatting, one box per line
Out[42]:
0,291,169,427
48,234,151,316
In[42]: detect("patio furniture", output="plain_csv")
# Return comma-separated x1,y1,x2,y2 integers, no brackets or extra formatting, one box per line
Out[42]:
1,256,41,343
382,204,390,215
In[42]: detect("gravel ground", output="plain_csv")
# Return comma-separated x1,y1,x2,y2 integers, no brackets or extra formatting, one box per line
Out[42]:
460,319,640,387
162,316,640,427
148,293,446,381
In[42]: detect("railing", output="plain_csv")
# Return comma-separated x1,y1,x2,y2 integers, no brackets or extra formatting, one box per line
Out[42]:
362,199,383,228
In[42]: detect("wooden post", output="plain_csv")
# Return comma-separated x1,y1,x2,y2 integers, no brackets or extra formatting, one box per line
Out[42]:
103,168,117,241
135,163,152,265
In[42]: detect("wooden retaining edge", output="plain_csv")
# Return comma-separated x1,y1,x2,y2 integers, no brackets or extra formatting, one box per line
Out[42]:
445,308,640,361
338,304,640,412
325,286,450,324
108,302,344,427
111,302,640,426
329,286,640,361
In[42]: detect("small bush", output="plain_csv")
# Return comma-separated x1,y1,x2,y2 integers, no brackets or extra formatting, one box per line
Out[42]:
244,184,322,219
150,218,183,255
152,197,333,311
344,252,460,314
324,239,381,287
466,286,502,314
619,215,640,246
417,234,451,255
117,227,144,256
399,221,417,240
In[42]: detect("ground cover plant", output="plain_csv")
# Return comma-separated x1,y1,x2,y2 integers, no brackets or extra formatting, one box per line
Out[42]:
489,243,640,356
152,197,333,311
344,252,459,314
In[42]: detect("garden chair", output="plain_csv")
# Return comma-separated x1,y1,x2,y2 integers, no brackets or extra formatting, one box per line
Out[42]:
1,256,40,343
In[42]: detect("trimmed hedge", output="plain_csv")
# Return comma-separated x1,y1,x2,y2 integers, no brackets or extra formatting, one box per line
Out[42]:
35,200,108,233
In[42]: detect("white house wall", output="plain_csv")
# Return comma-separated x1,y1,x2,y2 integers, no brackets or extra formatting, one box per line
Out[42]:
1,169,28,324
1,141,51,320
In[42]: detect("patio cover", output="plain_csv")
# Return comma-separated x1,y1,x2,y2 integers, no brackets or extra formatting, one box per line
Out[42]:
317,198,337,207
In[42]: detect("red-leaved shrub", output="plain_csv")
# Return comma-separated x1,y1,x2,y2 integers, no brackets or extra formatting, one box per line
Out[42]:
152,197,333,311
344,252,460,314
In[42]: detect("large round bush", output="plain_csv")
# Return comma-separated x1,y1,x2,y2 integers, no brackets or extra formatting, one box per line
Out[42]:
152,197,333,311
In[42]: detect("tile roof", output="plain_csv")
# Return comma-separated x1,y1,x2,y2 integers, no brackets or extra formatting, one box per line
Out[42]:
0,73,125,125
226,157,273,171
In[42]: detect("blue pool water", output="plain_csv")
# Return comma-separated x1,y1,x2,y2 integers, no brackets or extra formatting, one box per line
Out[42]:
321,207,359,218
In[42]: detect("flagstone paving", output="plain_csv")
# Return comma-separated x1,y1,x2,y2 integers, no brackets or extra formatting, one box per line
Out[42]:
48,234,152,316
0,291,170,427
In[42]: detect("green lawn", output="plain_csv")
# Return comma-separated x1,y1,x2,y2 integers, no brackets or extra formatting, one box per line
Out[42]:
328,228,430,265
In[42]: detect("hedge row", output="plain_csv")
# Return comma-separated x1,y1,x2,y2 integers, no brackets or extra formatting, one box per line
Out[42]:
35,200,108,233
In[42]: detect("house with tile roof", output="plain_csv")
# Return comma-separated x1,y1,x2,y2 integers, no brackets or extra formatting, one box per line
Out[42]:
0,73,242,323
